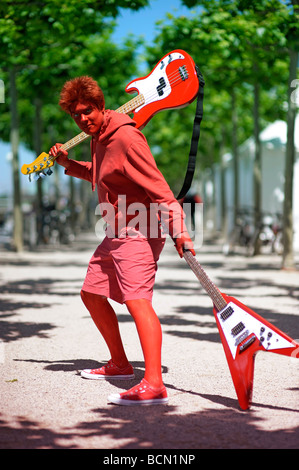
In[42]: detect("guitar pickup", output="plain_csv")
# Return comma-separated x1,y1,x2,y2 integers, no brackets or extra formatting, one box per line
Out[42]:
220,305,234,321
157,77,167,96
231,322,245,337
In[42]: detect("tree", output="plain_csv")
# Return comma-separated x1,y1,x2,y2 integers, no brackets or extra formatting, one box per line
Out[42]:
282,0,299,269
180,1,298,264
147,1,289,228
0,0,150,250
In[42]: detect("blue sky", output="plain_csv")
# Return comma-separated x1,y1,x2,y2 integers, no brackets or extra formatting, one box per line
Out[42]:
1,0,195,196
112,0,192,46
0,142,36,197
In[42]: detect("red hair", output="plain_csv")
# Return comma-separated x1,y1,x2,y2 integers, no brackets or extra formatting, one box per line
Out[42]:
59,76,105,114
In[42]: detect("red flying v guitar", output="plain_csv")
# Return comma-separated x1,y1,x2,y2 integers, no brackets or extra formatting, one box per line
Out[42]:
183,251,299,410
21,49,199,177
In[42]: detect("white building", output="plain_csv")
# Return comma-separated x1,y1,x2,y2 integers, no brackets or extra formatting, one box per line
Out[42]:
204,118,299,250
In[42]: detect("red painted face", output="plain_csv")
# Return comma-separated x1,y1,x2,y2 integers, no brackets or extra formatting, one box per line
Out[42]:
71,101,104,135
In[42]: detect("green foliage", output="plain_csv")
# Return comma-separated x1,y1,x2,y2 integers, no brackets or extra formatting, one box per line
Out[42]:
143,0,296,187
0,0,297,192
0,0,148,153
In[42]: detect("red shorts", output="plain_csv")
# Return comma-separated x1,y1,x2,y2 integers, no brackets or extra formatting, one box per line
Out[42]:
82,229,166,304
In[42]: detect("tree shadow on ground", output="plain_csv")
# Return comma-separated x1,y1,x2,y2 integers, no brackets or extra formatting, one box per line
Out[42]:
0,397,298,449
0,314,55,343
1,278,82,297
0,276,83,343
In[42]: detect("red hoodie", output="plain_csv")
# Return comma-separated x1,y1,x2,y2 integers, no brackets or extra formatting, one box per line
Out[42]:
65,110,187,238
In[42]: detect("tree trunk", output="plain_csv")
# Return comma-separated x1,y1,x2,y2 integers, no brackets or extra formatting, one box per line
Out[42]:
231,89,239,225
253,79,262,255
34,97,44,244
282,48,298,269
9,67,23,252
220,128,226,231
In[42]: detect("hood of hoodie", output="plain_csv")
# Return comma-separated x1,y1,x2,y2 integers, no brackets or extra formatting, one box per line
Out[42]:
98,109,136,144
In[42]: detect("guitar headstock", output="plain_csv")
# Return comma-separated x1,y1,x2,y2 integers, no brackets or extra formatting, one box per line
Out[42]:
21,152,55,176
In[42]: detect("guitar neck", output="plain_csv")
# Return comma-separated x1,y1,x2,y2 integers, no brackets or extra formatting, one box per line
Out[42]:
116,93,145,115
61,131,90,151
60,93,145,153
183,251,227,312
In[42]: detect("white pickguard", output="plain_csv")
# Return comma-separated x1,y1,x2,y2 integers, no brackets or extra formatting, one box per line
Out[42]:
126,52,186,112
217,301,295,359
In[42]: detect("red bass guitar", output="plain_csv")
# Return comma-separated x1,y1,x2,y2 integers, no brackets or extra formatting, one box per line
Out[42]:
21,49,199,177
183,250,299,410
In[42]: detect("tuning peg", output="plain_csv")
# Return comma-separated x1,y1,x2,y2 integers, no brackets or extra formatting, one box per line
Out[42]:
28,173,40,182
28,172,40,182
31,169,53,182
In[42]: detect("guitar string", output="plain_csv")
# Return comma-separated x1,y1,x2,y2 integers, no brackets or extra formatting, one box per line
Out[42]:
37,67,190,167
132,68,188,111
184,253,227,311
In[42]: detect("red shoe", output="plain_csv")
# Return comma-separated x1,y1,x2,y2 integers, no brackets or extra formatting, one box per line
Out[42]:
108,379,168,405
81,360,134,380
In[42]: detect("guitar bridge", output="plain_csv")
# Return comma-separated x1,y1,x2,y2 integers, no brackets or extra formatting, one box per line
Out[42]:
179,65,188,81
239,334,256,353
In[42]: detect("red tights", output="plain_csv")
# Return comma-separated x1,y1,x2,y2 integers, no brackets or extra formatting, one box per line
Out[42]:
80,290,164,389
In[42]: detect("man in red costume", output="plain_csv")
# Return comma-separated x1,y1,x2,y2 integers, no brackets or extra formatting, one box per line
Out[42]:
50,76,195,406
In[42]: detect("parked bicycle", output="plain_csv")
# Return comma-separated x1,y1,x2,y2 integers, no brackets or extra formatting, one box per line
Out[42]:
223,209,283,256
41,208,75,245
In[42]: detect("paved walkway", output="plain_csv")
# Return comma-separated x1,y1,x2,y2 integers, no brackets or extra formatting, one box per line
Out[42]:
0,231,298,450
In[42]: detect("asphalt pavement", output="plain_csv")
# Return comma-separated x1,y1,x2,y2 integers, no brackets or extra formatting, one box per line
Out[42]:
0,230,298,450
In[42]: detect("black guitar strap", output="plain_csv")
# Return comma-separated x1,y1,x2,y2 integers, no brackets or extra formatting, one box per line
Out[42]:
176,66,205,200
